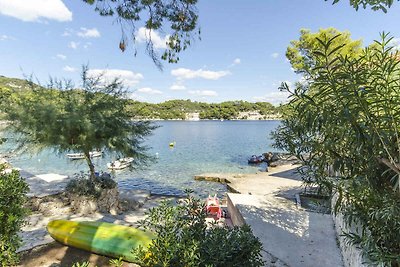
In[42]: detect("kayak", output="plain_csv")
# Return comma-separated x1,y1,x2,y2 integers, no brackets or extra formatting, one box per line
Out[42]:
47,220,154,262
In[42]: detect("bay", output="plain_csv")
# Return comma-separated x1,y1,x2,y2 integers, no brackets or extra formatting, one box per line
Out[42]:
3,120,280,197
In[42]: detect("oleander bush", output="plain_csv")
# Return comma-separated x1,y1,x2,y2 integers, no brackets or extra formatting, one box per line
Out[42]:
132,192,264,267
0,164,29,266
273,30,400,266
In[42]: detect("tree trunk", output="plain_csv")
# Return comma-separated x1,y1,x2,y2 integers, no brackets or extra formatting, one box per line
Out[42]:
84,151,96,181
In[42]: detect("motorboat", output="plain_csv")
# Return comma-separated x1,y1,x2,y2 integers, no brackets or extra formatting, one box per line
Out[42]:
248,155,265,164
67,151,103,160
107,157,134,170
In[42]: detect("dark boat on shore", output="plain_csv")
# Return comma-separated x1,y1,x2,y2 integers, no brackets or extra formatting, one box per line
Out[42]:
248,155,265,164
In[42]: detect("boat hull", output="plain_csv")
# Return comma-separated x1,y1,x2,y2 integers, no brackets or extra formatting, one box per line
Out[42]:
107,157,134,170
67,151,102,160
47,220,154,262
248,155,265,164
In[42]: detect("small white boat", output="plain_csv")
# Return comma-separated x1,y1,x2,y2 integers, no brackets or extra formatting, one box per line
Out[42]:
67,151,103,160
107,157,134,170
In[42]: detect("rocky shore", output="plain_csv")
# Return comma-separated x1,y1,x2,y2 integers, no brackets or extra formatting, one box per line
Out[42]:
19,189,177,253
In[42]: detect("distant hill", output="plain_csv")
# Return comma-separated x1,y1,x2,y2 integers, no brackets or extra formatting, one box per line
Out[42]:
126,99,282,120
0,75,282,120
0,75,36,91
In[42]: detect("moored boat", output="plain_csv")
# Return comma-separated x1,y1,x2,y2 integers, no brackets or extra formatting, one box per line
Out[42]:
248,155,265,164
66,151,103,160
107,157,134,170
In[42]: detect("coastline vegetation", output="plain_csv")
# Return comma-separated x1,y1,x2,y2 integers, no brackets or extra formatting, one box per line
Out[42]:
0,67,155,182
1,1,399,265
274,29,400,266
132,191,264,267
0,166,29,266
0,75,282,121
127,99,281,120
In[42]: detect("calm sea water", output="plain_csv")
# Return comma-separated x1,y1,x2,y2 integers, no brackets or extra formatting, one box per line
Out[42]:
3,120,280,197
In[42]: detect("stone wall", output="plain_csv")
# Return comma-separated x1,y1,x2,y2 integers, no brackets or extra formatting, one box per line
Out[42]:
226,193,245,226
332,193,368,267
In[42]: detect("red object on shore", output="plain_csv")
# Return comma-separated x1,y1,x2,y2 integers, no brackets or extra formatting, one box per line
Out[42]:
206,194,222,219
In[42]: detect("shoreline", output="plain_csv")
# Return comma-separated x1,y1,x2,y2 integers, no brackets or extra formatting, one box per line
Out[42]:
16,162,345,267
17,161,295,254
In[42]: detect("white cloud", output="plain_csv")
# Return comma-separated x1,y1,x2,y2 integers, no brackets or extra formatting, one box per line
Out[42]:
271,53,279,59
126,92,143,101
56,54,66,60
298,76,308,85
252,80,294,105
188,90,218,97
137,87,163,95
83,42,92,49
62,28,72,37
0,34,15,41
389,37,400,50
228,58,241,68
68,41,79,49
253,91,290,105
77,27,100,38
0,0,72,22
88,69,144,87
136,27,169,49
171,68,230,80
170,83,186,91
63,65,76,72
283,80,292,87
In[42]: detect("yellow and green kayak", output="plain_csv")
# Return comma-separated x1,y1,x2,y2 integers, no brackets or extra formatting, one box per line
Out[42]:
47,220,154,262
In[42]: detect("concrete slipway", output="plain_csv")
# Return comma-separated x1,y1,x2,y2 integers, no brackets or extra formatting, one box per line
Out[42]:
199,165,344,267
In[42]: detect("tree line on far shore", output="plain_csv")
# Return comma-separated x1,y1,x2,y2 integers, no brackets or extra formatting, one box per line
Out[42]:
0,76,282,121
127,99,282,120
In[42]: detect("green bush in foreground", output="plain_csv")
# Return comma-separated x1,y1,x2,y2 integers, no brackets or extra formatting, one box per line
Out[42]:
274,31,400,265
0,164,29,266
132,192,264,267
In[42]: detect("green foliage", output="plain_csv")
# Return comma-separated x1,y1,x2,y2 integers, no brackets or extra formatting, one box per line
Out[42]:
1,67,156,181
127,99,279,120
66,172,117,198
274,30,400,265
1,77,278,121
286,28,363,76
82,0,199,69
108,257,124,267
200,224,264,266
342,185,400,265
327,0,398,12
72,262,90,267
132,192,264,267
72,258,124,267
0,165,29,266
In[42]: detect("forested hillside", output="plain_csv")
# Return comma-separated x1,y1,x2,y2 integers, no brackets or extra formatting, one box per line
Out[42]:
0,76,282,120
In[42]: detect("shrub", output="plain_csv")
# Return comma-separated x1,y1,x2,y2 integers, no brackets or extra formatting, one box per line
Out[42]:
0,164,29,266
132,192,264,267
66,172,117,198
274,32,400,266
342,186,400,266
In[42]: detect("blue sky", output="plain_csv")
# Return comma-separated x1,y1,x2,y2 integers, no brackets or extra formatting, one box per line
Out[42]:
1,0,400,104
